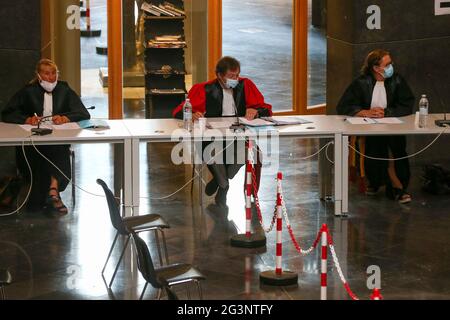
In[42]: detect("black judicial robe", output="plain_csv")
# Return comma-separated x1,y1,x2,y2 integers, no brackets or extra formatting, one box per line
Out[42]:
337,74,415,191
1,81,90,208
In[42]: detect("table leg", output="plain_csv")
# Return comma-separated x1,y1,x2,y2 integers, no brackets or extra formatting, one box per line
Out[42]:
132,138,140,216
334,133,343,216
123,138,133,217
342,136,349,214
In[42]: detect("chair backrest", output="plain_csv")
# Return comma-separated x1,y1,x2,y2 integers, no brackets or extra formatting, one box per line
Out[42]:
96,179,128,235
130,232,163,289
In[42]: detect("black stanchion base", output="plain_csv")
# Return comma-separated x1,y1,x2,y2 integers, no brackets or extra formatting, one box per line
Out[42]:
80,29,101,37
260,270,298,286
230,234,266,248
96,46,108,55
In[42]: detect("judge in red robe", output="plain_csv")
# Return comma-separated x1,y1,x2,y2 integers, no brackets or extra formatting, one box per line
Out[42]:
173,56,272,208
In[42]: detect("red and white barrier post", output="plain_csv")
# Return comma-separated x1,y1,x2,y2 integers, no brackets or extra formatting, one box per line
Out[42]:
230,140,266,248
81,0,102,37
321,224,328,300
370,288,383,300
275,173,283,275
260,173,298,286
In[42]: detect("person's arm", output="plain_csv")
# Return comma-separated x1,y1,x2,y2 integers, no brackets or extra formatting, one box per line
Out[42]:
337,80,367,116
1,88,30,124
384,75,415,117
243,79,273,117
172,83,207,119
64,86,91,122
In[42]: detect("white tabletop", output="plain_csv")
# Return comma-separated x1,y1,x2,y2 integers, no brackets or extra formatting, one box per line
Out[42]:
122,116,346,142
0,120,132,146
341,114,450,136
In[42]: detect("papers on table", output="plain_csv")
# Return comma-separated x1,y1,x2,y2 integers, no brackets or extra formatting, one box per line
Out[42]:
345,117,403,125
208,119,236,129
78,119,110,129
19,122,81,132
261,116,313,125
238,117,313,127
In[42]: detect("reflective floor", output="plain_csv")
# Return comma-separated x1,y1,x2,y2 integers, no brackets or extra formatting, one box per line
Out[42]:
1,136,450,300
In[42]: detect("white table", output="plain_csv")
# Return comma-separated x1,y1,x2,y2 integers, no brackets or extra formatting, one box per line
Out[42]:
339,113,450,214
122,116,348,216
0,121,136,215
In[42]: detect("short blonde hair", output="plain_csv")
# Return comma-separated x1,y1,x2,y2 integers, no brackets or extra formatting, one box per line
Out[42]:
36,58,58,74
30,58,59,84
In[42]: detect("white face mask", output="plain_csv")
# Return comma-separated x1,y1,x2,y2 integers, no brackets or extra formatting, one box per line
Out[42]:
38,75,58,92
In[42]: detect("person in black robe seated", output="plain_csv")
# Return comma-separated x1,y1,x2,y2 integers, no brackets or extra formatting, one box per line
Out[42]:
337,49,415,204
172,56,272,208
1,59,91,216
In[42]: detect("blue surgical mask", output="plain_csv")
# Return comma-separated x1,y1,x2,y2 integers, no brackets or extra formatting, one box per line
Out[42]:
382,64,394,79
226,78,239,89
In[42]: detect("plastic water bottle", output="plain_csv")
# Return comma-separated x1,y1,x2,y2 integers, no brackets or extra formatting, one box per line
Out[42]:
419,94,429,128
183,97,192,131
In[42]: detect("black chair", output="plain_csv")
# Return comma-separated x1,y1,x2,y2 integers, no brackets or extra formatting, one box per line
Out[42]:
97,179,170,288
131,232,206,300
0,269,12,300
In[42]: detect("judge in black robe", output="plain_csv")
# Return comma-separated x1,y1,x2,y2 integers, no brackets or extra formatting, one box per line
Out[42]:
337,50,415,203
1,59,90,214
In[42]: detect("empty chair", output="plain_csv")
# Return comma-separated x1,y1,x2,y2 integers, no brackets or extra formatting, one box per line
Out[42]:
131,232,206,300
97,179,170,288
0,269,12,300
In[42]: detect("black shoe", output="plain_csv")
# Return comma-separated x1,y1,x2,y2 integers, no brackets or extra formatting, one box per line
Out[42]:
205,178,219,196
215,187,229,208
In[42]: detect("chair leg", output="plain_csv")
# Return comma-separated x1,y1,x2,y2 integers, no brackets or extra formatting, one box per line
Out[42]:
102,232,119,276
196,281,203,300
139,282,148,300
159,229,170,265
154,230,164,266
0,287,5,300
156,288,163,300
108,235,130,288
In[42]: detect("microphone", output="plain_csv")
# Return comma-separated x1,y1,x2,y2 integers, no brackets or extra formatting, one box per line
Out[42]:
31,106,96,136
426,74,450,127
230,102,246,131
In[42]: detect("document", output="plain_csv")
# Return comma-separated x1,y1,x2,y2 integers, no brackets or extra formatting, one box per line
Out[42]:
208,119,236,129
345,117,403,125
78,119,110,129
238,118,274,127
261,116,313,125
20,122,81,132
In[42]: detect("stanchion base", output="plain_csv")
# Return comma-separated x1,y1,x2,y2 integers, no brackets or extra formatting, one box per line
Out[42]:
260,270,298,286
230,234,266,248
96,46,108,55
81,29,101,37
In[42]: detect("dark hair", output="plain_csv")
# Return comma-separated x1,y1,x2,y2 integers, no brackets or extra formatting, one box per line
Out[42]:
361,49,391,75
215,56,241,75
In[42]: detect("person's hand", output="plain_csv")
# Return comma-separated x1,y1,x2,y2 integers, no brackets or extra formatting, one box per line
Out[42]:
356,109,384,118
245,108,258,121
25,116,41,126
371,107,385,118
192,112,204,122
52,115,70,125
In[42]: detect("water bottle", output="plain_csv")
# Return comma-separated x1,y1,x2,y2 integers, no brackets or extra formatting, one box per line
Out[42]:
183,97,192,131
419,94,429,128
